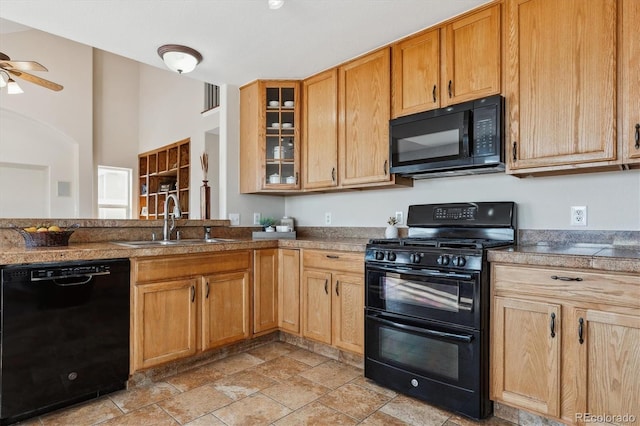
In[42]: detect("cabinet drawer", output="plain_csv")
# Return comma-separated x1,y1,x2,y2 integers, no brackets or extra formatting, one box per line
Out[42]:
134,251,251,283
492,264,640,309
302,250,364,274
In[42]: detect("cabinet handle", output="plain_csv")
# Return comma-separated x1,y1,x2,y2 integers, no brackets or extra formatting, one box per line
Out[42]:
578,317,584,344
551,275,583,282
324,279,328,294
205,281,210,298
550,312,556,338
295,172,299,185
326,255,340,259
331,167,336,182
432,84,437,103
383,160,388,176
335,280,340,296
635,123,639,149
512,142,517,161
448,80,452,98
191,285,195,303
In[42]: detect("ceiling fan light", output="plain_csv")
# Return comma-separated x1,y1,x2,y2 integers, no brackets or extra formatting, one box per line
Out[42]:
157,44,202,74
7,78,23,94
268,0,284,9
0,72,7,88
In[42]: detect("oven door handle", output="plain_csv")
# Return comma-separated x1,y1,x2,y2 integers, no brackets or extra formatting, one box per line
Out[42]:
369,313,474,343
367,265,473,280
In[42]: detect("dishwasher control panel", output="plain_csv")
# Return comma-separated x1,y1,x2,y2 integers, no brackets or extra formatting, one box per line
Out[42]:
31,265,111,280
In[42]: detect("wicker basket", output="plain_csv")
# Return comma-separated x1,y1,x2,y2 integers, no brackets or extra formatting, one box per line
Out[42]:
11,224,79,248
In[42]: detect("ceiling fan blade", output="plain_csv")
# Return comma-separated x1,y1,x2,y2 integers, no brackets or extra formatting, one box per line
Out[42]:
0,60,48,72
8,69,63,91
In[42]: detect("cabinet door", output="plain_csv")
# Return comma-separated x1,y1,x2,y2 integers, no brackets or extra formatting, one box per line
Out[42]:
621,0,640,163
506,0,617,172
574,309,640,422
392,28,440,117
491,296,561,417
201,271,250,350
332,272,364,354
339,48,392,186
301,269,332,345
133,278,198,371
442,4,501,106
254,249,278,334
303,69,339,189
240,82,262,193
278,248,300,334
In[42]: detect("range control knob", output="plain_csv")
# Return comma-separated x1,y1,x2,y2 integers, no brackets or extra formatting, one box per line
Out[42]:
409,253,421,263
374,251,385,261
452,256,466,267
437,255,450,266
387,252,397,261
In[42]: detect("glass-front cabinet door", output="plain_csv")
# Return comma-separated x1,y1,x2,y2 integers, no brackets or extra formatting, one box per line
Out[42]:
263,82,300,190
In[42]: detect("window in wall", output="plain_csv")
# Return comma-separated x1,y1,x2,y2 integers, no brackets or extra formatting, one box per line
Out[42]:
98,166,132,219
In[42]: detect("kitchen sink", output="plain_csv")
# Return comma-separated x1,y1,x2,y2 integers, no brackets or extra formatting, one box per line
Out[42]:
112,238,236,248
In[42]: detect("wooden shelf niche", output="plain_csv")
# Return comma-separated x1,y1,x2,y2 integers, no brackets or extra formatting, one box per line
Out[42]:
138,138,190,219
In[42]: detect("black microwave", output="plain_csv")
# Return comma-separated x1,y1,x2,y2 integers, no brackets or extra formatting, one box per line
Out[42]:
389,95,504,178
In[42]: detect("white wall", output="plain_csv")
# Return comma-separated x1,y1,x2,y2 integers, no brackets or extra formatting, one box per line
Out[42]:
0,28,93,216
285,169,640,230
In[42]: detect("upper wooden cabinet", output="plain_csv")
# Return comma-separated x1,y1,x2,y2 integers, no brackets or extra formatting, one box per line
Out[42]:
240,80,301,193
621,0,640,164
391,4,501,118
338,48,394,187
506,0,618,174
303,69,339,190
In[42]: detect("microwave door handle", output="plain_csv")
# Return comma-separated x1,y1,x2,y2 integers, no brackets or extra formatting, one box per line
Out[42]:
370,313,473,343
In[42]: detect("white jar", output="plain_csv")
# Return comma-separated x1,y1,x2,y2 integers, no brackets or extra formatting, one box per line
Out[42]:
281,216,294,231
273,146,281,159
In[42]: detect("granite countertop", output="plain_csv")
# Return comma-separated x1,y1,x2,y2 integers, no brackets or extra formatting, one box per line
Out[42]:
488,243,640,274
0,237,369,266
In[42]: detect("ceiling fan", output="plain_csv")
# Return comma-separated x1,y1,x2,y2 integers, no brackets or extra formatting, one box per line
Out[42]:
0,52,64,93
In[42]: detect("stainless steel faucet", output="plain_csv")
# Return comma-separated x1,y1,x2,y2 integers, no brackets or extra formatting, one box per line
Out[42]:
162,194,182,241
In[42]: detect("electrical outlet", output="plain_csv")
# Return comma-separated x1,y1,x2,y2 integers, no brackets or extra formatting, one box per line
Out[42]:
253,212,261,225
324,212,332,225
228,213,240,226
395,211,404,225
571,206,587,226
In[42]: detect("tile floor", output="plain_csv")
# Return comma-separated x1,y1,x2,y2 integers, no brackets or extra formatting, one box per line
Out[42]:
21,342,516,426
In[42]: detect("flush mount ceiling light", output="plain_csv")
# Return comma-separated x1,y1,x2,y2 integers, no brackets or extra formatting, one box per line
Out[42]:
268,0,284,9
157,44,202,74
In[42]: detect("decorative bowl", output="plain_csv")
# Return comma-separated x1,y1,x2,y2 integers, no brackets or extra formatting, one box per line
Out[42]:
11,224,80,248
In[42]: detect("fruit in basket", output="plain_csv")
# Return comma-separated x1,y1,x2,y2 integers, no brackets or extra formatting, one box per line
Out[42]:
23,226,37,233
37,227,49,232
48,225,61,232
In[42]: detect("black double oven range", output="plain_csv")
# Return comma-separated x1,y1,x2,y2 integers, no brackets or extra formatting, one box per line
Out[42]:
364,202,516,420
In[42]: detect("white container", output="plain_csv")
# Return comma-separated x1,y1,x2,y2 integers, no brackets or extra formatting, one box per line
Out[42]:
284,100,294,107
280,216,295,231
272,122,280,128
282,122,292,128
273,146,281,159
276,225,289,232
269,100,279,107
269,174,280,184
285,176,295,184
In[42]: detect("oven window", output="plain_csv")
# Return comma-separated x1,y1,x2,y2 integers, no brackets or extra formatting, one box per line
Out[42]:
383,274,461,312
379,325,459,381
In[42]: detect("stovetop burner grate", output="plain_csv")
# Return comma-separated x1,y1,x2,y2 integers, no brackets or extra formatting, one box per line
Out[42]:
368,237,512,250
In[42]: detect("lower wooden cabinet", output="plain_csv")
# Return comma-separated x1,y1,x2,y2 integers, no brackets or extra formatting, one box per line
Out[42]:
301,249,364,354
131,251,252,372
278,249,301,334
253,249,279,334
491,263,640,425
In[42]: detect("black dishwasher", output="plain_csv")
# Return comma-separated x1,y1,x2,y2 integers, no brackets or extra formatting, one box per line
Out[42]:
0,258,130,425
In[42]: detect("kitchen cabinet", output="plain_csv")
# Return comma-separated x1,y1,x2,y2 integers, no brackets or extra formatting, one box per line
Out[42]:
138,138,190,219
253,249,278,335
338,48,395,188
302,69,339,190
506,0,618,174
131,251,252,372
202,271,250,349
301,249,364,354
278,248,300,334
491,263,640,424
391,4,500,118
240,80,301,193
621,0,640,164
